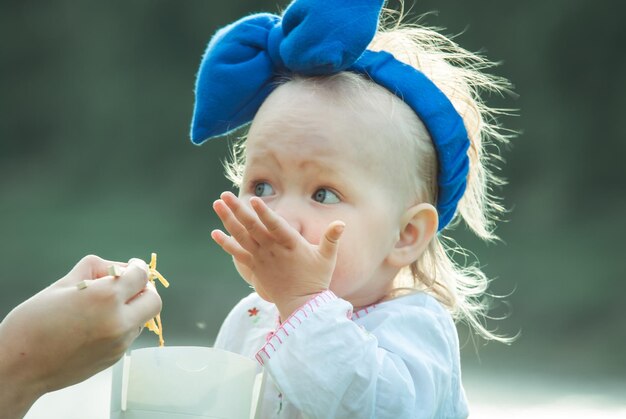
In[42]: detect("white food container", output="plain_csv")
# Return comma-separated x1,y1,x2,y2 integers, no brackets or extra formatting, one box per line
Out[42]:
110,346,264,419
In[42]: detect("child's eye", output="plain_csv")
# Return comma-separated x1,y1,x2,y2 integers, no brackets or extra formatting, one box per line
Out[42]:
312,188,340,204
254,182,274,197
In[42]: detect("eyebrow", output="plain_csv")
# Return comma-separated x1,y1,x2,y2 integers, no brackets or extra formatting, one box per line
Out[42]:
246,149,284,172
247,129,344,174
296,158,337,173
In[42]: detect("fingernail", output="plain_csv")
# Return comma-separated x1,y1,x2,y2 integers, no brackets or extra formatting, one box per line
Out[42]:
249,197,261,208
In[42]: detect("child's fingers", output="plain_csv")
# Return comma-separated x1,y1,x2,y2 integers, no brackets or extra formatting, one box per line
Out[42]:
213,199,258,252
250,197,297,248
211,229,253,267
221,192,271,245
318,221,345,259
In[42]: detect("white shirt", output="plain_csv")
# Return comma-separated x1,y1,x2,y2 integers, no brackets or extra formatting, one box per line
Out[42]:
214,290,469,419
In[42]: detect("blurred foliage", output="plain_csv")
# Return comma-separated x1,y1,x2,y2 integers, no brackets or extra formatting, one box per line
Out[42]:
1,0,624,378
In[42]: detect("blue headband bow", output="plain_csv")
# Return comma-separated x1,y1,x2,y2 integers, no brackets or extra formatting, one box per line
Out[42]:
190,0,469,230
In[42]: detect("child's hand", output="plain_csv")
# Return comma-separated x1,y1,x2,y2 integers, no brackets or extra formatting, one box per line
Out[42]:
212,191,345,319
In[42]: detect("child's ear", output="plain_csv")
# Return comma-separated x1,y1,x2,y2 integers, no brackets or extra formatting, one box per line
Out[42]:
387,203,438,268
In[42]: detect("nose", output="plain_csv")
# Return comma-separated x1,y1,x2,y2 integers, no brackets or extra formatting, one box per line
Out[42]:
270,197,303,235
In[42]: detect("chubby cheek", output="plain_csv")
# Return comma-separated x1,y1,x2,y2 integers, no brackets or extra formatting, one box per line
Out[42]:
328,246,367,296
328,224,395,296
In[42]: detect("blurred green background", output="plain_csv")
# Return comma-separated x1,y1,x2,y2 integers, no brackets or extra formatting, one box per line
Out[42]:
1,0,625,392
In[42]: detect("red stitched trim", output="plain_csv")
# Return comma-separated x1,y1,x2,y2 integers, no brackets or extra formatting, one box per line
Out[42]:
255,290,337,366
351,304,378,321
257,348,270,365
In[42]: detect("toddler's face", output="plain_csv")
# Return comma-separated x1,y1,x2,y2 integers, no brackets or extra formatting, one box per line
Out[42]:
236,81,409,308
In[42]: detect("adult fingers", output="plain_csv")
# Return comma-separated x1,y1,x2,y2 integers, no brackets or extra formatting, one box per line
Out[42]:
125,281,163,327
116,259,150,301
67,254,126,283
250,197,297,248
318,221,345,259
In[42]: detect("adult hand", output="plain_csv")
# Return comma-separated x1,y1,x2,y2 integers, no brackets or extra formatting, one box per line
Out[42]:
212,191,344,319
0,254,162,419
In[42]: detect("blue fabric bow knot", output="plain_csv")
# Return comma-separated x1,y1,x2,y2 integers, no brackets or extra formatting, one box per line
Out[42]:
190,0,470,231
191,0,385,143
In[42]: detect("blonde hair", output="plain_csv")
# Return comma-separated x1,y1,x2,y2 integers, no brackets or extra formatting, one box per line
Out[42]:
225,8,515,343
372,9,515,343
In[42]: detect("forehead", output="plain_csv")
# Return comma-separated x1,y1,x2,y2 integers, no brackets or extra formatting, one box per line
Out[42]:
246,79,396,163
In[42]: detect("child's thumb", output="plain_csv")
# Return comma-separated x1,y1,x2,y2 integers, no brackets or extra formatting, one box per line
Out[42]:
319,221,345,259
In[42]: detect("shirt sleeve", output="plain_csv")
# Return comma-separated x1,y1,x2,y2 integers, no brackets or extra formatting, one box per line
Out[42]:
255,290,467,419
